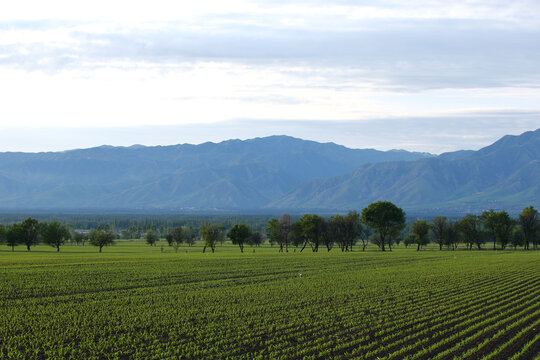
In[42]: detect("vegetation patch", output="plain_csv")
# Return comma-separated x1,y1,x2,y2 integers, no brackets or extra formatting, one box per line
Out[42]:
0,244,538,359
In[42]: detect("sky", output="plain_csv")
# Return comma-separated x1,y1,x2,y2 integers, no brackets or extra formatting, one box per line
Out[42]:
0,0,539,153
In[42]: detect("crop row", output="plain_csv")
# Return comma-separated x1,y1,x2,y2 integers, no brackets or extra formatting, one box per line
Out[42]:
0,249,538,359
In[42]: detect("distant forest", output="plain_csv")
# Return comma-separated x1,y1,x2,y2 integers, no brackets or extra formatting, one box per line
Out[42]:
1,202,538,253
0,213,274,235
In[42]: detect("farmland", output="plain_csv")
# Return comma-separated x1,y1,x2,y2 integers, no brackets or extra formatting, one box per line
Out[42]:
1,242,539,359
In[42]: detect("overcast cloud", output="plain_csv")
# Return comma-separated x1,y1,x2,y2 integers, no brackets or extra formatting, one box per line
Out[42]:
0,0,539,152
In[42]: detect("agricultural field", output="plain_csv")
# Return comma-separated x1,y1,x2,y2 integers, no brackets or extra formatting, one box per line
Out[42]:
1,242,539,359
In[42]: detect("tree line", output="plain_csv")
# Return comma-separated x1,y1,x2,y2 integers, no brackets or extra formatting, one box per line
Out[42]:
1,202,539,253
0,220,115,253
183,202,540,253
408,206,539,251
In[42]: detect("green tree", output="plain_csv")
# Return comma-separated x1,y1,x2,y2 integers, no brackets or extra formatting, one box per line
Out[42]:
42,221,71,252
0,225,5,247
227,224,252,253
458,214,484,250
266,215,291,252
330,214,347,251
482,210,515,250
292,214,324,252
511,226,525,249
89,229,116,253
330,212,362,252
320,218,335,252
200,222,224,253
6,223,24,251
145,230,160,247
494,211,515,250
411,220,430,251
166,227,185,251
184,227,197,247
482,210,499,250
267,218,282,250
445,221,459,250
248,231,264,247
519,206,539,250
431,216,447,250
21,217,40,251
403,234,416,248
361,201,406,252
345,211,362,251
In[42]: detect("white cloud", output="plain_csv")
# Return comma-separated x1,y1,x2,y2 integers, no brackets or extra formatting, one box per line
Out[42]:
1,0,539,151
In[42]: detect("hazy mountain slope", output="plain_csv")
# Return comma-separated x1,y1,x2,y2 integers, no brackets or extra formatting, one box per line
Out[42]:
0,135,431,210
271,129,540,212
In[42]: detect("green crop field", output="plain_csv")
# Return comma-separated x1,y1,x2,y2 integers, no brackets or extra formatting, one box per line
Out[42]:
1,242,539,359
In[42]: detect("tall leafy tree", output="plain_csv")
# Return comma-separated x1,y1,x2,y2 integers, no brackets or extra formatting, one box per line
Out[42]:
431,216,447,250
494,211,515,250
345,211,362,251
89,229,116,253
361,201,405,252
411,220,430,251
200,222,224,253
21,217,40,251
330,211,362,252
292,214,323,252
6,223,24,251
267,218,282,250
482,210,515,250
320,218,335,252
444,221,459,250
330,214,348,251
519,206,539,250
458,214,484,250
266,215,291,252
511,226,525,249
482,210,499,250
0,225,5,247
227,224,252,253
42,221,71,252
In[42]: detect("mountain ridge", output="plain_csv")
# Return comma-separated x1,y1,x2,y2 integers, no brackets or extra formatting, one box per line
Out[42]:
0,131,538,213
271,129,540,213
0,135,432,211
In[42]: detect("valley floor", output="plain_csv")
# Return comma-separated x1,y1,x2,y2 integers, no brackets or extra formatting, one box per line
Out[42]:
1,242,539,359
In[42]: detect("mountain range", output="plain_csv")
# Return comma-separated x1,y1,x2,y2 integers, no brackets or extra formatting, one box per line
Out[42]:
0,136,430,211
274,129,540,214
0,129,538,214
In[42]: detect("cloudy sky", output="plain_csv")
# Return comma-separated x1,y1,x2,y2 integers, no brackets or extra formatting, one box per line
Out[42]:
1,0,539,153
